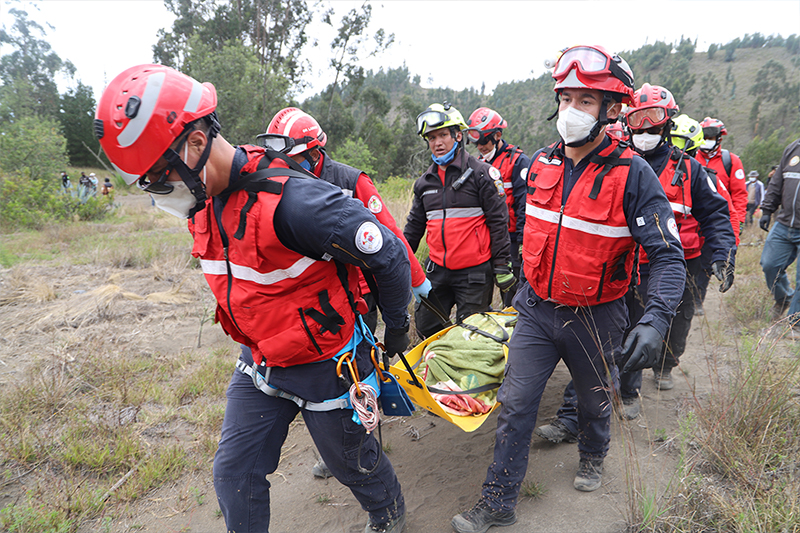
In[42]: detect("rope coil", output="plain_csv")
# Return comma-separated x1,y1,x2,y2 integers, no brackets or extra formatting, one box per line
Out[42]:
350,382,379,433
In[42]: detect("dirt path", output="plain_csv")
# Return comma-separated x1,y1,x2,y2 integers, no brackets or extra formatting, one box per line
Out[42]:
0,193,722,532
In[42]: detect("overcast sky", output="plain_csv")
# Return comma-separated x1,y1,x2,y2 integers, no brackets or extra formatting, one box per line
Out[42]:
4,0,800,103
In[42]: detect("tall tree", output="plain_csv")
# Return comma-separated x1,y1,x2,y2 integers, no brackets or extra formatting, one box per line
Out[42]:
0,6,74,121
154,0,313,89
59,81,99,167
323,1,393,120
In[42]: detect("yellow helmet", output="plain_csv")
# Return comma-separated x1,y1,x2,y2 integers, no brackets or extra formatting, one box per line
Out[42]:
670,114,704,152
416,102,468,137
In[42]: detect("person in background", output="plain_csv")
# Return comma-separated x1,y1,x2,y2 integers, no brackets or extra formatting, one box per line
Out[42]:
101,177,114,196
465,107,530,307
403,102,512,340
451,46,686,533
95,64,410,533
759,136,800,326
745,170,765,226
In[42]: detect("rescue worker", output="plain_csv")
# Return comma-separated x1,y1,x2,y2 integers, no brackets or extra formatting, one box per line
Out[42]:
535,114,737,438
259,107,430,481
694,117,747,310
452,46,686,533
626,85,736,390
403,103,513,339
94,64,410,533
465,107,530,306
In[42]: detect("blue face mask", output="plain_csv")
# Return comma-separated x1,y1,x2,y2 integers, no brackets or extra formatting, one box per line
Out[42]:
299,159,312,171
431,141,459,166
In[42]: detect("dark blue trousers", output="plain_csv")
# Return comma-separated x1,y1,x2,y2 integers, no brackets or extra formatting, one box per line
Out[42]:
213,345,403,532
480,283,626,511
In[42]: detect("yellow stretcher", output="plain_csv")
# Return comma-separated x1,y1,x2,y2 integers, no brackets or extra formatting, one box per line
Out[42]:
387,310,515,432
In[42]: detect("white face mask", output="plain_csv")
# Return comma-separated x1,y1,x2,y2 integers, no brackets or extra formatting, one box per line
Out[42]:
556,106,598,145
632,133,662,153
700,139,717,152
480,145,496,162
151,180,198,218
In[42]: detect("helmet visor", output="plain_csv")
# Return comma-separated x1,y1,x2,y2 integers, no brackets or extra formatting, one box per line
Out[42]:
417,110,449,135
702,126,722,139
627,107,668,130
554,47,610,78
257,133,294,153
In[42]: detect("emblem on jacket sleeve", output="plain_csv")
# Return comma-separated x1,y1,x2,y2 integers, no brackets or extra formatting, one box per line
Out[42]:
367,195,383,213
667,217,680,241
488,166,505,197
356,221,383,254
735,169,745,180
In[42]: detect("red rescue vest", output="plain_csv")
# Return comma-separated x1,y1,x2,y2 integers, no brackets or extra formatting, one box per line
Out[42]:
641,150,701,261
492,145,524,233
187,148,361,367
523,140,636,306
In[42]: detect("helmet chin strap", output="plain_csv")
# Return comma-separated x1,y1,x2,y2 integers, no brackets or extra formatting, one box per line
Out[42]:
565,93,613,148
163,116,220,217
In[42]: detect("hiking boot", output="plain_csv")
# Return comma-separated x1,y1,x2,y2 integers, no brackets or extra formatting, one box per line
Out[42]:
771,300,790,321
654,369,674,391
533,419,577,444
694,305,704,317
573,457,604,492
312,458,333,479
365,511,406,533
621,396,641,420
451,500,517,533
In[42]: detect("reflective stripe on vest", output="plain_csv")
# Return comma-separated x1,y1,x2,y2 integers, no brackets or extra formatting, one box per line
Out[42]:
200,256,318,285
526,204,632,238
425,207,485,220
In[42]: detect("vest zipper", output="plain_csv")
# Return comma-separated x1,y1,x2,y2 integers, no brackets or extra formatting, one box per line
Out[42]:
547,204,565,299
213,199,247,338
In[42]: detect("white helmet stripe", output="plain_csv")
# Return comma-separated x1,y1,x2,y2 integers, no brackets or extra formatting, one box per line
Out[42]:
281,111,302,137
118,71,165,148
111,162,141,185
183,80,205,112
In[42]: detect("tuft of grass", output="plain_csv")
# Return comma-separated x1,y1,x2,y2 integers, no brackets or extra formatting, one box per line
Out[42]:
315,493,333,504
520,480,547,499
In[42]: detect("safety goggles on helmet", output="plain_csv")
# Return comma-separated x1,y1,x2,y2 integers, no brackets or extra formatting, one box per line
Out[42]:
416,110,450,136
702,126,723,139
138,163,176,195
627,107,669,130
465,128,497,145
554,46,634,88
256,133,318,154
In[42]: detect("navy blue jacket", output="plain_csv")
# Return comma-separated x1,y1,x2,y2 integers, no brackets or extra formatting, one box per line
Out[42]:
532,137,686,338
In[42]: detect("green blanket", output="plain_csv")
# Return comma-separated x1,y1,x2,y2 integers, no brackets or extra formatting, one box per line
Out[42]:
417,313,515,408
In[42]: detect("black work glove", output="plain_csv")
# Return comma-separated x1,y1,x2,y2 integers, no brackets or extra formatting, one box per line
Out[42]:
494,263,516,293
711,260,735,293
621,323,663,373
383,327,409,358
759,212,771,231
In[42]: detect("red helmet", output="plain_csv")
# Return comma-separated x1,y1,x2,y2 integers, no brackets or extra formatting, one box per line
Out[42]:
700,117,727,138
551,45,635,104
605,121,629,142
259,107,327,156
627,83,679,130
94,64,217,184
465,107,506,144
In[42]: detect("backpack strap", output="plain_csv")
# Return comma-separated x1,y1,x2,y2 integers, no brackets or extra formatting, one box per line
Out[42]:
721,149,732,177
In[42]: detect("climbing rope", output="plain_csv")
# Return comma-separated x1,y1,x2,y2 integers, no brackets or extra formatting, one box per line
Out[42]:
350,382,380,433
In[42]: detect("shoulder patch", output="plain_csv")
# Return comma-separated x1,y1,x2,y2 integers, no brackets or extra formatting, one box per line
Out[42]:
667,217,680,241
790,155,800,167
489,166,501,180
520,167,528,181
735,168,745,180
367,195,383,214
488,166,505,197
355,221,383,254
